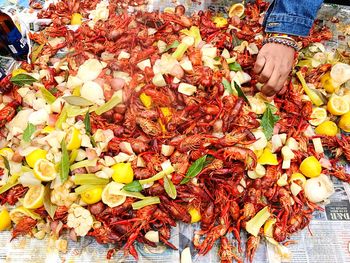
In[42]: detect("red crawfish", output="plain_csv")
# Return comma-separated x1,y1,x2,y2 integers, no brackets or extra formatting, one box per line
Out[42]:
11,216,37,241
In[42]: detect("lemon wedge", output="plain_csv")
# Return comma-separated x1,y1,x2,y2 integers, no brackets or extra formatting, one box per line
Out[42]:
320,72,339,93
66,127,82,150
338,111,350,132
41,126,55,134
213,16,228,27
139,93,152,109
228,3,245,18
9,206,41,224
315,120,338,136
25,149,48,168
258,148,278,165
299,156,321,178
71,13,83,25
327,96,349,116
0,147,14,159
263,218,276,237
0,208,11,231
33,159,57,181
309,107,327,126
23,184,45,209
101,182,126,208
111,163,134,184
81,187,103,205
188,207,201,223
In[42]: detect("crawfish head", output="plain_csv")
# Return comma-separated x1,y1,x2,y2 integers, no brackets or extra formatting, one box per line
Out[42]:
220,146,257,170
136,117,162,137
11,216,37,241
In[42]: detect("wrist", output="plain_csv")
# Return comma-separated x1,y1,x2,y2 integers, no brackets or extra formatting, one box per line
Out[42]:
263,34,301,51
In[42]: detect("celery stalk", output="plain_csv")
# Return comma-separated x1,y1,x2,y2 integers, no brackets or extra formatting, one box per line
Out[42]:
139,166,175,185
95,90,123,115
119,189,146,199
181,26,202,47
245,206,271,237
72,174,109,185
172,43,189,60
66,106,88,118
132,196,160,210
70,158,98,170
296,71,324,106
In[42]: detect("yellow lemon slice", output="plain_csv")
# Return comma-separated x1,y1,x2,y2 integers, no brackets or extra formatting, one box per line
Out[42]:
9,206,41,224
12,68,27,77
299,156,322,178
315,120,338,136
41,126,55,134
263,218,276,237
0,147,14,159
101,182,126,208
309,107,327,126
289,173,307,187
66,127,82,151
81,187,103,205
228,3,245,18
338,111,350,132
23,184,45,209
258,148,278,165
327,96,349,116
33,159,57,181
320,72,339,93
0,208,11,231
213,16,228,27
25,149,48,168
71,13,83,25
188,207,201,223
111,162,134,184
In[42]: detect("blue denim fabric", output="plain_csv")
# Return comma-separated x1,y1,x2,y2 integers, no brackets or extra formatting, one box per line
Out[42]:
263,0,324,37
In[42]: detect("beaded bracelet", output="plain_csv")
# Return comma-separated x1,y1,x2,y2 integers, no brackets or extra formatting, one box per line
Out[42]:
262,36,300,51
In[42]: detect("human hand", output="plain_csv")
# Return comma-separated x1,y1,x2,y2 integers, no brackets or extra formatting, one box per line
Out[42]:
253,43,295,96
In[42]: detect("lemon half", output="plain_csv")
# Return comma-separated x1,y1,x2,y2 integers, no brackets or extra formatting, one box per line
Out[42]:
111,163,134,184
327,96,349,116
26,149,48,168
23,184,45,209
300,156,322,178
258,148,278,165
81,187,103,205
228,3,245,18
0,208,11,231
101,182,126,208
309,107,327,126
315,121,338,136
66,127,82,151
34,159,57,181
9,206,41,224
71,13,83,25
339,111,350,132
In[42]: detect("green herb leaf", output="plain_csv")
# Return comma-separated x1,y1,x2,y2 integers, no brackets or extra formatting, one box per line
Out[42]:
39,86,56,104
23,123,36,142
222,78,233,94
84,111,91,134
181,155,207,184
229,61,242,72
164,40,180,52
261,104,280,140
2,156,11,176
163,175,177,199
31,44,44,63
233,81,250,105
232,35,243,47
60,139,70,183
43,184,57,219
10,74,37,86
123,181,143,192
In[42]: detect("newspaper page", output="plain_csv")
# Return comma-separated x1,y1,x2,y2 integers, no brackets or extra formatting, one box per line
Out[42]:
0,1,349,262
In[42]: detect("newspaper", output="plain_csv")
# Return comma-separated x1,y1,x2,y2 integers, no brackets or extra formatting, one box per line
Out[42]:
0,1,350,263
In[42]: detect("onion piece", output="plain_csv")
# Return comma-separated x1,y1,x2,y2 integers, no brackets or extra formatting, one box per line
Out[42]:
304,174,334,203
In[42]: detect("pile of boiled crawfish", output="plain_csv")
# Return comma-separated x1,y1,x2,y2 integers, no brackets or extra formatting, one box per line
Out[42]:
0,0,349,262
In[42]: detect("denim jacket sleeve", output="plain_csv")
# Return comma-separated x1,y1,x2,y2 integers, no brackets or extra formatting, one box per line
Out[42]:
263,0,324,37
